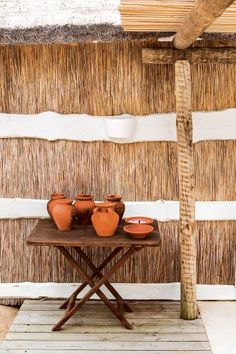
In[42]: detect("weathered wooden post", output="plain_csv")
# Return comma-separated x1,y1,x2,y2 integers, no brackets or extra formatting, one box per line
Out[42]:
175,60,198,319
142,46,236,319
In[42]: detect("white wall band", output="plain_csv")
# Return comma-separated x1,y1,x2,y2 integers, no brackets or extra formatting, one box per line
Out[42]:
0,109,236,143
0,282,235,301
1,198,236,221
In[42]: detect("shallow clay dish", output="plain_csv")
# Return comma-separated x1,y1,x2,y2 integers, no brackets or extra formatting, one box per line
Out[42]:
125,216,154,225
123,224,154,239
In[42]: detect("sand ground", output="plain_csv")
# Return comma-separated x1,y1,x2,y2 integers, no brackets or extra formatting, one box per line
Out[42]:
199,301,236,354
0,306,18,344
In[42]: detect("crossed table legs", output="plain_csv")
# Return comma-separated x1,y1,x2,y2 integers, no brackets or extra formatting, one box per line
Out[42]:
53,245,143,331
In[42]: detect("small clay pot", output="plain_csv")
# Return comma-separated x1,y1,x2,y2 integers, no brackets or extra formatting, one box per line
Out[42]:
74,194,95,225
52,198,76,231
105,194,125,223
92,205,119,237
47,193,67,222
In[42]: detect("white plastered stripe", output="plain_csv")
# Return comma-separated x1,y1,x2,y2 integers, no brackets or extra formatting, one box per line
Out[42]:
0,199,236,221
0,283,235,300
0,109,236,143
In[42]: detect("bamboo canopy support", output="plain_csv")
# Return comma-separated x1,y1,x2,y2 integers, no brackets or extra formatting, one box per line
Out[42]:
142,47,236,65
173,0,236,49
175,60,198,320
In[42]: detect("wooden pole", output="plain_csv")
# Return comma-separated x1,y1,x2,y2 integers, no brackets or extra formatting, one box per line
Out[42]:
173,0,235,49
175,60,198,320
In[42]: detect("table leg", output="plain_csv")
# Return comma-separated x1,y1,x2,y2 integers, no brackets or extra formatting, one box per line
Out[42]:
74,247,132,313
53,246,142,331
59,247,123,310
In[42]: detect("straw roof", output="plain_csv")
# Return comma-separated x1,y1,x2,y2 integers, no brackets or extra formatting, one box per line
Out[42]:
0,0,235,44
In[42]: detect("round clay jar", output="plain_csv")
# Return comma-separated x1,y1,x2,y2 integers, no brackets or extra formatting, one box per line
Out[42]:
52,198,76,231
47,193,67,222
74,194,95,225
92,205,119,237
105,194,125,223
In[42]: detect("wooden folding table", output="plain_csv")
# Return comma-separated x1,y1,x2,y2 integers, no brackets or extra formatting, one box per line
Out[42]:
27,219,161,331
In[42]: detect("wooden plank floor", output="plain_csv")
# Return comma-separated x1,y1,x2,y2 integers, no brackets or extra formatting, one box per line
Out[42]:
0,299,212,354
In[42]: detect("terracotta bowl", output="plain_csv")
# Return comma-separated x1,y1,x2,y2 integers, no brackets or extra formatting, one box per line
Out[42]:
125,216,154,225
123,224,154,239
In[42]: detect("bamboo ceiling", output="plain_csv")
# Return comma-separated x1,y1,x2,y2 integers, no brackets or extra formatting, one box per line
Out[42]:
120,0,236,32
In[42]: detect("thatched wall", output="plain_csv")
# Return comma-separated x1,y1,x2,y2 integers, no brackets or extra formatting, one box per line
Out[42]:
0,41,235,303
1,41,236,114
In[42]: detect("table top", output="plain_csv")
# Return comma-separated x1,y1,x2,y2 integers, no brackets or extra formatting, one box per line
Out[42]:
27,219,161,248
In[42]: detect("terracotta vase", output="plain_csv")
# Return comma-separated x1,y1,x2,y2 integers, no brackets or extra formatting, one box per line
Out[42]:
74,194,95,225
105,194,125,223
47,193,67,222
92,205,119,237
52,198,76,231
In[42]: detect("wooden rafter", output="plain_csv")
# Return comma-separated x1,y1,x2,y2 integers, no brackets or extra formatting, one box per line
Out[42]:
175,60,198,320
142,47,236,65
173,0,235,49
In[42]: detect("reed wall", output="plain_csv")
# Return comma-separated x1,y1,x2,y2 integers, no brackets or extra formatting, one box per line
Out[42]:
0,41,235,305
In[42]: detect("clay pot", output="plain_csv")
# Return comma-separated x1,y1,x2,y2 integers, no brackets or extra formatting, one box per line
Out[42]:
47,193,67,221
92,204,119,237
105,194,125,223
95,202,115,209
52,198,76,231
74,194,95,225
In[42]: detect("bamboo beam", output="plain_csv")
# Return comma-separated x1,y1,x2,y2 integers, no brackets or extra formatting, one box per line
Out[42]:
173,0,235,49
175,60,198,320
142,47,236,65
